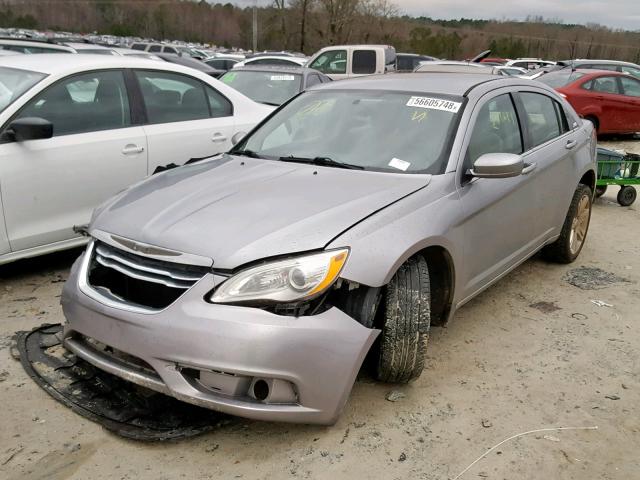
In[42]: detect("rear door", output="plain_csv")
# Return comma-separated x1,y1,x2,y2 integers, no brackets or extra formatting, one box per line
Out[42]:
589,75,625,131
0,70,148,251
133,70,235,170
457,91,536,300
514,91,581,241
618,76,640,130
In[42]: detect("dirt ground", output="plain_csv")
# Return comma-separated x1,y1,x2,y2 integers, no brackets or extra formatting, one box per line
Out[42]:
0,140,639,480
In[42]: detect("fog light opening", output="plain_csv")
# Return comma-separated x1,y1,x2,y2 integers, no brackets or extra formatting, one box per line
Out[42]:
253,379,270,401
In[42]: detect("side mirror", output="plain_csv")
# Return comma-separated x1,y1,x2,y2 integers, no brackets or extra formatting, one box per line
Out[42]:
5,117,53,142
231,131,247,146
470,153,523,179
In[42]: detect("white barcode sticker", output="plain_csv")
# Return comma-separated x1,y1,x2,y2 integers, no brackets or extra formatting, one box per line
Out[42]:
406,96,461,113
389,157,411,171
270,75,295,81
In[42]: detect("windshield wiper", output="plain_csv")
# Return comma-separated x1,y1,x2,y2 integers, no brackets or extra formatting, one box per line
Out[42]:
233,149,262,159
259,101,281,106
278,155,364,170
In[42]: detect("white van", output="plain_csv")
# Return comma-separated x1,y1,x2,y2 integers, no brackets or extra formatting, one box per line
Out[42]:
306,45,396,80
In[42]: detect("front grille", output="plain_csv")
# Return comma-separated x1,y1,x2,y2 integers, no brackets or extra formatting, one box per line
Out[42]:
87,241,210,310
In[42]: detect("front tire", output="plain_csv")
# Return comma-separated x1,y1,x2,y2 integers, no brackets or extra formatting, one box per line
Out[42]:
543,184,592,263
376,255,431,383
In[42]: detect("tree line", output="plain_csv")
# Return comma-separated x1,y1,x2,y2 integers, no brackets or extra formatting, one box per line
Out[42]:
1,0,639,62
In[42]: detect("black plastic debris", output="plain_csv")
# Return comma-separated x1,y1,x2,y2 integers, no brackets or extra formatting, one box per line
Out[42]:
15,324,231,441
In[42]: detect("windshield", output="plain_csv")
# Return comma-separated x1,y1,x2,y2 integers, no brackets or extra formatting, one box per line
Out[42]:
0,66,46,113
538,71,586,88
236,90,463,173
221,70,302,106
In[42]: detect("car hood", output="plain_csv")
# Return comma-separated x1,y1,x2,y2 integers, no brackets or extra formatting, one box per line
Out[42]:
91,155,430,269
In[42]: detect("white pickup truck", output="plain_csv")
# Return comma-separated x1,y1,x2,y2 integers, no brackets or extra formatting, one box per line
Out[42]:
306,45,396,80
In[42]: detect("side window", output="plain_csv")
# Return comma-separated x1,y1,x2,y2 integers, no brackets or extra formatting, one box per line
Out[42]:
593,64,618,71
148,45,161,53
519,92,562,147
135,71,211,124
466,94,523,170
620,76,640,97
621,66,640,79
309,50,347,74
305,74,322,88
163,46,178,54
205,85,233,118
553,101,570,133
581,79,593,90
352,50,377,74
130,43,145,51
15,70,130,136
591,76,622,94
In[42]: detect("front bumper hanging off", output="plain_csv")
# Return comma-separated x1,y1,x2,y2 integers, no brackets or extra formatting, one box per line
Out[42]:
61,249,379,425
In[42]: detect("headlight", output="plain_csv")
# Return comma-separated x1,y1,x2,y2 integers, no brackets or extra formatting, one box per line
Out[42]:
210,249,349,305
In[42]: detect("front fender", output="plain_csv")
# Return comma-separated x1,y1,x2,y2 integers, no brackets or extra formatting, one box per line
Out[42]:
326,173,464,294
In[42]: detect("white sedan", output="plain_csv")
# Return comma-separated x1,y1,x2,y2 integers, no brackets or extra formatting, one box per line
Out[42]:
0,54,273,265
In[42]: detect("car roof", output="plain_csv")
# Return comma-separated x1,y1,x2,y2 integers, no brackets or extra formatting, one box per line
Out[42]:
569,59,639,67
0,52,205,75
318,72,504,96
230,65,317,75
0,38,73,50
64,42,111,50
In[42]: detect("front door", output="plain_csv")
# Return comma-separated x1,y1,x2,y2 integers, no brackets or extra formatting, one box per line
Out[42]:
0,70,148,252
456,91,536,301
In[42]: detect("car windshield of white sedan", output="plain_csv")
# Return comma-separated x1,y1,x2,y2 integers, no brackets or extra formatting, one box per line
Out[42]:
0,67,46,113
239,90,463,173
221,70,302,106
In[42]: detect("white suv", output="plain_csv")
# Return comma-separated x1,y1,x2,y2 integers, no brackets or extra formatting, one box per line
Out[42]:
0,54,273,265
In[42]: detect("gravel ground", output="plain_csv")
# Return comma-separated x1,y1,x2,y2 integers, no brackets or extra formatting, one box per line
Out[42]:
0,140,638,480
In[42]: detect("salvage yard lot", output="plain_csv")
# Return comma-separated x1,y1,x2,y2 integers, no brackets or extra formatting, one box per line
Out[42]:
0,140,638,480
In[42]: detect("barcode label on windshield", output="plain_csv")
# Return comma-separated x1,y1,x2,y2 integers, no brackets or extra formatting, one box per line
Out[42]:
270,75,295,81
406,96,461,113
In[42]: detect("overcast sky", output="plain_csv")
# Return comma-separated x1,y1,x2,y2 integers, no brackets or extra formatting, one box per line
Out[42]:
229,0,640,31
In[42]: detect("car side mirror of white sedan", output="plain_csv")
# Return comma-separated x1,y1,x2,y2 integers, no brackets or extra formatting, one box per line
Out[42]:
470,153,523,179
231,131,247,146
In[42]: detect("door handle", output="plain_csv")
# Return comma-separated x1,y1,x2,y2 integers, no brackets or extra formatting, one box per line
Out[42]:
212,133,228,143
122,145,144,155
565,139,578,149
522,162,537,175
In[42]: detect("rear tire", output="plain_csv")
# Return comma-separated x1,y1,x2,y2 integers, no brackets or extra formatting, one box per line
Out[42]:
595,185,607,197
543,184,592,264
617,186,637,206
376,255,431,383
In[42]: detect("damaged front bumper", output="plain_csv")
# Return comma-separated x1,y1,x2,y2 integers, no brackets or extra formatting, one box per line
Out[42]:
61,248,379,425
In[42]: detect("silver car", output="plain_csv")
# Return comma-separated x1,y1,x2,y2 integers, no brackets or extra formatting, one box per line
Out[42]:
61,73,597,425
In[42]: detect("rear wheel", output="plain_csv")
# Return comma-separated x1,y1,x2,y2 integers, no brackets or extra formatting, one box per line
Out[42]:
595,185,607,197
543,184,592,263
376,255,431,383
617,186,637,206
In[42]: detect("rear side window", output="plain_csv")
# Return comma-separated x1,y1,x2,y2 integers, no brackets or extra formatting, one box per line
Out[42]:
621,66,640,79
16,70,131,136
466,94,522,169
148,45,161,53
590,76,621,94
519,92,562,147
620,76,640,97
309,50,347,74
352,50,377,74
163,46,178,54
130,43,146,51
135,70,231,123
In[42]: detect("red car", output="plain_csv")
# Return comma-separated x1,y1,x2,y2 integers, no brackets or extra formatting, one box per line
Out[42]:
539,69,640,134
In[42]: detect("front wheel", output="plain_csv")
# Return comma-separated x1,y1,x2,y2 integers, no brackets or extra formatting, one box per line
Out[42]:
617,186,637,206
543,184,592,264
376,255,431,383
